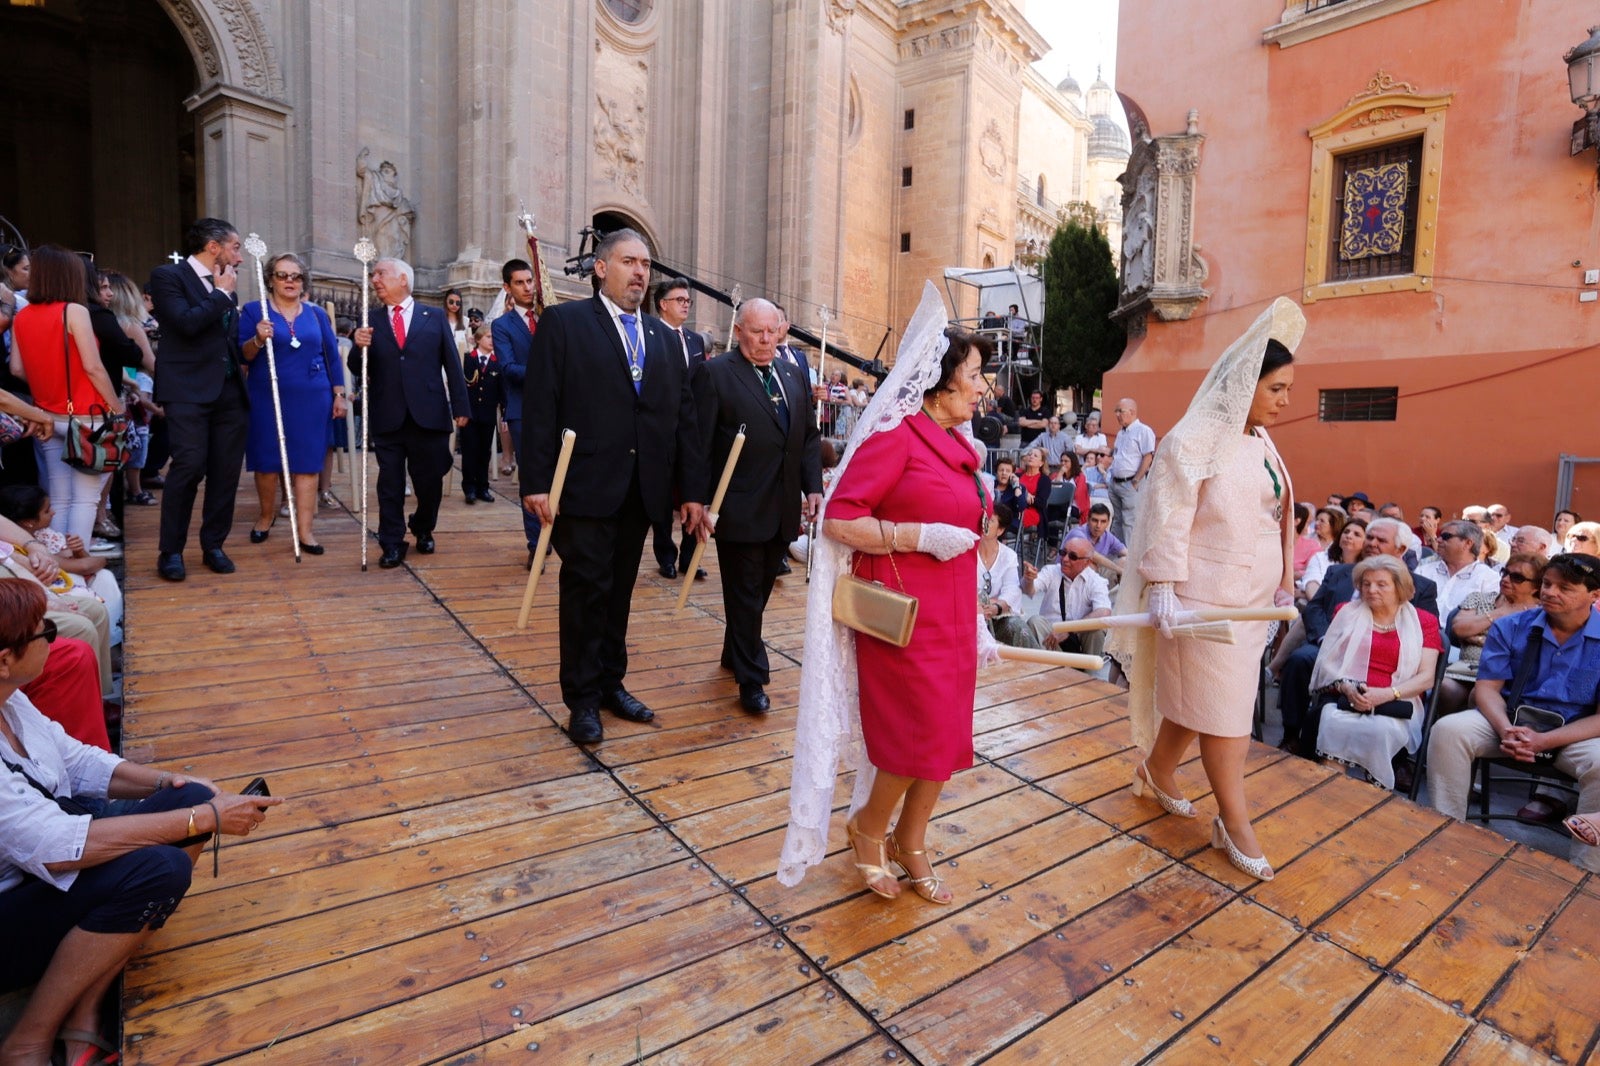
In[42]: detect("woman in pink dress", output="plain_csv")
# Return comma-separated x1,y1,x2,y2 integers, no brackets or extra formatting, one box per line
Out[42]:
1111,298,1303,882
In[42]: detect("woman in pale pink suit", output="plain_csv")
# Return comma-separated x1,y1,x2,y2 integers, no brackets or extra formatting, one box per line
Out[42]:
1111,298,1302,882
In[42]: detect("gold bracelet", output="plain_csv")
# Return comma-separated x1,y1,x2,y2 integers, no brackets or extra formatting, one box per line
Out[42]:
186,808,197,837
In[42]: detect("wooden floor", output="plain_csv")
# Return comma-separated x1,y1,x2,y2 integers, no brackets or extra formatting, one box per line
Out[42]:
115,469,1600,1065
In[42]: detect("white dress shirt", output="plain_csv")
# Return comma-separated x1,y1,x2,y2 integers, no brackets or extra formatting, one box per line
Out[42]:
1415,557,1500,622
978,542,1023,613
1030,563,1112,624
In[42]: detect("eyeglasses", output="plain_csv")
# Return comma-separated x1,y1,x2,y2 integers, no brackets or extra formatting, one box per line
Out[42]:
1503,572,1537,585
446,299,461,306
661,296,691,305
272,272,304,282
28,619,57,645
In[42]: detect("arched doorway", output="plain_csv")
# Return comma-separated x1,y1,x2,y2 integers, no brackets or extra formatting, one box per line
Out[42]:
592,209,657,254
0,0,196,270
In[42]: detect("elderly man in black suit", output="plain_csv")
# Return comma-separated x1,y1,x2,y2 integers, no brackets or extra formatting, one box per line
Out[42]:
522,229,709,745
1278,516,1439,754
649,276,707,580
146,217,250,581
692,298,822,713
350,258,470,568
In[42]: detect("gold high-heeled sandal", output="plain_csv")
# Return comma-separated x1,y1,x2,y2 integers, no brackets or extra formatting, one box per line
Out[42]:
1210,817,1274,881
845,816,900,899
1131,761,1197,818
886,835,952,905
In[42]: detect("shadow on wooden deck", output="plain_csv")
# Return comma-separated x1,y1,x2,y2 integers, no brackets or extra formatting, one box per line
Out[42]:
116,478,1597,1064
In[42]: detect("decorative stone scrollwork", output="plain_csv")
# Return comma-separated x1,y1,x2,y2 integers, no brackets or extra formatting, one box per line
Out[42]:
157,0,285,99
979,118,1007,183
826,0,856,34
1113,112,1208,326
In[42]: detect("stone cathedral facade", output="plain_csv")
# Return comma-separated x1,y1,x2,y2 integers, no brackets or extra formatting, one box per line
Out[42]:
1,0,1123,354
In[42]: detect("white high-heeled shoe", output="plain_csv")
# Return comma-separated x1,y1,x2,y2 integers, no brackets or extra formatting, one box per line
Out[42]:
1211,817,1274,881
1131,761,1197,818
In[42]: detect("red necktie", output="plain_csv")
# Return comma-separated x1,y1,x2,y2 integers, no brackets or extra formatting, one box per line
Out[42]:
391,304,406,348
525,309,537,336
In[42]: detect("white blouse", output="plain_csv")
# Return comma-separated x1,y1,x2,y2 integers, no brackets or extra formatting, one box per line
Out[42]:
978,541,1023,613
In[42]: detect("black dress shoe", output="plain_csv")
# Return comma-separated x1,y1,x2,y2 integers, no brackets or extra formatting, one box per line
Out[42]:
600,687,654,723
567,707,603,744
739,683,771,715
249,528,271,544
463,493,477,505
378,544,407,569
695,567,708,581
202,548,235,574
776,558,792,575
477,490,494,502
157,553,185,581
414,535,436,554
658,563,677,579
298,541,326,556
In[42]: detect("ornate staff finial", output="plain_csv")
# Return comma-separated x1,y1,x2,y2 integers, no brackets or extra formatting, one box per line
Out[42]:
516,199,536,236
353,237,377,265
819,305,832,326
242,233,268,260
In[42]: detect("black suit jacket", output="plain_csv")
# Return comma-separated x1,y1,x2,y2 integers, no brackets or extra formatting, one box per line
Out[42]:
146,261,245,405
348,302,469,435
521,296,707,524
1304,561,1440,644
664,324,706,372
463,351,506,423
692,351,822,544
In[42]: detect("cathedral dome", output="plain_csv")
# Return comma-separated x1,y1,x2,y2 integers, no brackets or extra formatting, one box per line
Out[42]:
1088,114,1129,160
1056,73,1081,95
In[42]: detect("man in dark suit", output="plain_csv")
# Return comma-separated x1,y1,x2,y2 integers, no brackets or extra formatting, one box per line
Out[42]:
146,217,250,581
492,258,542,566
459,328,505,504
350,258,469,568
1278,516,1439,754
522,229,709,745
650,277,707,579
692,298,822,713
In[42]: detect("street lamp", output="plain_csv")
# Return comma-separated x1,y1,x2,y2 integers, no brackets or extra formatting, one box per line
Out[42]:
1565,25,1600,169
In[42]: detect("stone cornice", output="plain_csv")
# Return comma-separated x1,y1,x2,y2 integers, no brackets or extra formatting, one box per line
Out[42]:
896,1,1048,63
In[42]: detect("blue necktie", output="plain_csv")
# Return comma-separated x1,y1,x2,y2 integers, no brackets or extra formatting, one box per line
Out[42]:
620,313,643,394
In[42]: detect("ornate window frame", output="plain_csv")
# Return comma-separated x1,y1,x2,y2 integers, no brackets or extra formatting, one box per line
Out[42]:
1263,0,1437,50
1302,76,1451,303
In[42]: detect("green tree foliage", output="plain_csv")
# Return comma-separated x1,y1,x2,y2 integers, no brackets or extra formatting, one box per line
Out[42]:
1040,219,1124,416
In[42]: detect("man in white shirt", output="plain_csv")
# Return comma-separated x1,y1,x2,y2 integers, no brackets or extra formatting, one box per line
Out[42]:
1415,520,1500,622
1107,397,1156,543
1018,534,1112,654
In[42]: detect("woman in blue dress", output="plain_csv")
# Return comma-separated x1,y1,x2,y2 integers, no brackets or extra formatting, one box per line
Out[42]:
237,253,348,554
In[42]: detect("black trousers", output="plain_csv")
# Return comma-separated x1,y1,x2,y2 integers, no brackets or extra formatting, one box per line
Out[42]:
157,384,249,555
715,536,788,686
652,513,696,573
1278,642,1320,750
550,477,650,711
459,418,495,494
506,417,541,550
372,415,452,550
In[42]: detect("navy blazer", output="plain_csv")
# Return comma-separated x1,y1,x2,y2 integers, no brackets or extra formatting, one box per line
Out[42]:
146,261,246,405
348,302,469,435
491,307,535,422
1304,561,1440,645
521,296,707,524
463,350,506,423
691,351,822,543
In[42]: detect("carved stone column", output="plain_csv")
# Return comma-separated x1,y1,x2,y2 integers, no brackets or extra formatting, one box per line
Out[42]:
1113,114,1209,332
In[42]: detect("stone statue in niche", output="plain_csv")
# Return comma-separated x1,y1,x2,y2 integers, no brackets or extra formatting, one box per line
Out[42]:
356,148,416,260
1120,165,1155,294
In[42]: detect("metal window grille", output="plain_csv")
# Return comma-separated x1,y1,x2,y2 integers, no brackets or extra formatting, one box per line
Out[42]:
904,109,915,130
900,232,911,253
902,166,913,187
1328,137,1423,282
1305,0,1357,10
1319,387,1399,422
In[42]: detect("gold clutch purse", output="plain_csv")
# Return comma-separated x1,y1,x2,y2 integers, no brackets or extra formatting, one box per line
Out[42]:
832,553,918,648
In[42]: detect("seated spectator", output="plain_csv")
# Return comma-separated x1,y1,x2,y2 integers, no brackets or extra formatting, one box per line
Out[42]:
1083,448,1113,503
1298,509,1357,602
0,515,113,696
1072,409,1106,463
1016,533,1112,655
1039,416,1074,468
0,485,123,646
1415,520,1500,622
1014,448,1047,536
1342,493,1373,519
992,459,1026,540
1564,521,1600,555
1041,453,1088,533
21,635,110,751
979,308,1004,330
1066,501,1127,561
1277,517,1438,755
0,581,283,1066
1426,553,1600,872
1414,505,1443,555
1554,509,1580,544
1510,525,1557,558
1435,552,1546,718
1486,503,1518,542
1482,528,1509,567
1310,555,1442,789
1292,502,1320,581
979,505,1026,644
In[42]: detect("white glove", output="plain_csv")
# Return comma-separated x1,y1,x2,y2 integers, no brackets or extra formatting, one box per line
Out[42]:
915,522,979,562
977,609,1002,667
705,510,720,532
1147,582,1180,639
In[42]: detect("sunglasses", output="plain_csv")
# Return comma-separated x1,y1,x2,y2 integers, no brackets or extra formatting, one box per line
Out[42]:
1502,572,1537,586
1061,550,1089,562
1572,534,1596,543
272,272,304,282
28,619,57,645
1436,532,1460,542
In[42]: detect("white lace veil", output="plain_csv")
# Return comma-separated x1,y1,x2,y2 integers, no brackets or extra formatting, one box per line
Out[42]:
776,281,962,887
1108,297,1306,753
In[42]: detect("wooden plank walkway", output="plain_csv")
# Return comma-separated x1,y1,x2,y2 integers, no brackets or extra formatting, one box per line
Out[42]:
115,472,1600,1064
